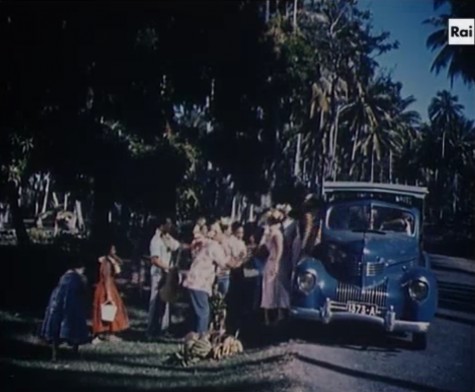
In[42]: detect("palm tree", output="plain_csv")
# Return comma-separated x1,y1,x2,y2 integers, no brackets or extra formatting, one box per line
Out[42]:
428,90,464,160
341,76,394,182
427,91,468,220
445,118,475,214
386,93,421,183
425,0,475,86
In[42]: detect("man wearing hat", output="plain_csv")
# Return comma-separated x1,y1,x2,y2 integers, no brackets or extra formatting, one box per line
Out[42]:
300,194,322,256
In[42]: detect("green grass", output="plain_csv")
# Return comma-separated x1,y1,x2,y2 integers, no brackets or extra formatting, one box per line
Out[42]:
0,308,301,392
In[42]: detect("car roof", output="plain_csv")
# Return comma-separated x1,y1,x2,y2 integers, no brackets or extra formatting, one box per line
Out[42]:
327,198,417,211
322,181,429,200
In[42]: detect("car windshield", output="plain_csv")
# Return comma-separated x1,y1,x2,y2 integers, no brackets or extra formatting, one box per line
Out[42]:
327,203,415,236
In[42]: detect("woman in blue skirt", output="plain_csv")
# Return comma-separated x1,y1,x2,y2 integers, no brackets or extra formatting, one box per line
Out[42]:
39,250,90,360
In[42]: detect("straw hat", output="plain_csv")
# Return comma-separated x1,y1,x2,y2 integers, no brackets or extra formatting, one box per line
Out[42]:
220,217,233,226
276,203,292,214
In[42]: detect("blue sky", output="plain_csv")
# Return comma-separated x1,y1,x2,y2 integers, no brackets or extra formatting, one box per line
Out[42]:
358,0,474,122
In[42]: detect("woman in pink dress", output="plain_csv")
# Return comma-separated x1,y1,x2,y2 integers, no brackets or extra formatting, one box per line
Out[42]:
260,210,289,326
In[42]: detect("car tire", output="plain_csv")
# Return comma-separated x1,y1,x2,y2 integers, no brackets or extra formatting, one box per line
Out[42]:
412,332,427,350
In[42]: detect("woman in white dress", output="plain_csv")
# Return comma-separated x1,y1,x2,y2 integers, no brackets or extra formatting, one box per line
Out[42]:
260,210,289,326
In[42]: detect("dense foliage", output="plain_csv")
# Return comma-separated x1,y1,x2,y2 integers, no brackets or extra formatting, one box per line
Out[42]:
0,0,473,244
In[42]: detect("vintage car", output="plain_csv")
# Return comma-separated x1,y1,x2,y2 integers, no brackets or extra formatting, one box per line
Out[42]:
290,181,438,349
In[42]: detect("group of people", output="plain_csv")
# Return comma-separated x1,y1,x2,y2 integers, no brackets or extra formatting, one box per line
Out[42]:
38,196,322,359
39,241,131,359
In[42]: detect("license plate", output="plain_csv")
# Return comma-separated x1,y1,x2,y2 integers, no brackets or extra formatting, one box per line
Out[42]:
346,302,378,316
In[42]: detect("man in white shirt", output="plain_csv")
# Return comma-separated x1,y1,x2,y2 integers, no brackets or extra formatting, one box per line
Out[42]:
183,228,233,335
147,218,181,339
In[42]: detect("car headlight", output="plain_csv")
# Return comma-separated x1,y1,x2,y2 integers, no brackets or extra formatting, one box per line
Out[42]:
297,271,317,294
408,279,429,302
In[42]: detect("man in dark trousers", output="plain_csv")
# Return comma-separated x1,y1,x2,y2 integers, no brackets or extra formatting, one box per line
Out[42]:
147,218,180,340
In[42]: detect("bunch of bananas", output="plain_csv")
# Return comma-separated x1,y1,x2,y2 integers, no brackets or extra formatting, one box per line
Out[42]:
184,335,213,361
210,335,243,360
167,335,213,367
167,332,244,367
166,289,245,367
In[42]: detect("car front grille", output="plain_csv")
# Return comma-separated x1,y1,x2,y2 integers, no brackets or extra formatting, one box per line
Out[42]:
365,262,385,276
336,281,388,308
347,261,385,277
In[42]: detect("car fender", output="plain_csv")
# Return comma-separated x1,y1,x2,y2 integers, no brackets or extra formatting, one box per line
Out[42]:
401,266,438,322
291,257,337,309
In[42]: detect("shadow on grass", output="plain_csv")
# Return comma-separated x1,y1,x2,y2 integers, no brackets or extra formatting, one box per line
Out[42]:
100,352,292,373
0,316,294,392
0,361,289,392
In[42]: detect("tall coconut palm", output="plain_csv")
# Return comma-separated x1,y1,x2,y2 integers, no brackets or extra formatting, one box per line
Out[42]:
425,0,475,86
445,117,475,214
386,93,421,182
426,91,466,220
447,118,475,172
428,90,464,159
341,76,394,182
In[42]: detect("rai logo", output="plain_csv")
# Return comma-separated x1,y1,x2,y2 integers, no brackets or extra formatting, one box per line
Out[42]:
448,18,475,45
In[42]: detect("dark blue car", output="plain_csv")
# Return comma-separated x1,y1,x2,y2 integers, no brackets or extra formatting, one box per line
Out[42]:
290,182,438,349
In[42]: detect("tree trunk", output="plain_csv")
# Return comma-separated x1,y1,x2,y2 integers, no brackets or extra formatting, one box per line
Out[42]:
350,127,360,177
41,174,50,214
64,192,69,211
265,0,270,23
52,192,59,208
294,133,301,177
7,181,30,246
312,108,326,188
331,106,341,180
351,127,360,163
370,148,375,183
292,0,298,31
231,195,237,221
389,150,393,183
441,131,446,159
91,175,113,249
0,203,5,230
453,174,457,214
75,200,85,231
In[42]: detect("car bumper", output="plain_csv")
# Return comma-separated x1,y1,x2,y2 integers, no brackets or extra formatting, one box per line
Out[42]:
290,299,430,333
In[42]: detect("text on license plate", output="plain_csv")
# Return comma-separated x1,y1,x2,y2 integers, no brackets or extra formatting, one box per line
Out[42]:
346,302,378,316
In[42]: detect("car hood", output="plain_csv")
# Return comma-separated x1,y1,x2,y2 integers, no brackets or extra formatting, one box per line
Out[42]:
327,231,418,263
323,231,419,285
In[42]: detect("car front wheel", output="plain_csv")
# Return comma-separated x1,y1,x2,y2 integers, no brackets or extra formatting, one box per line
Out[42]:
412,332,427,350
